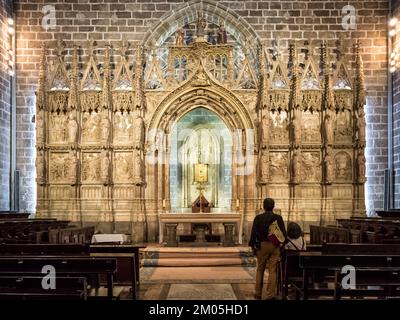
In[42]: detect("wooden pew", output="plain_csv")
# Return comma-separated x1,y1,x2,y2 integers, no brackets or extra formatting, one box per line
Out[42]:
0,276,87,300
0,220,70,244
321,243,400,255
0,244,140,299
309,225,355,244
48,226,95,244
0,257,118,299
90,244,146,299
0,244,89,255
299,252,400,300
280,245,322,300
0,212,30,220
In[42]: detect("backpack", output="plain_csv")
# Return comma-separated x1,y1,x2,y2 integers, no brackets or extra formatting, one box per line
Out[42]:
267,217,285,247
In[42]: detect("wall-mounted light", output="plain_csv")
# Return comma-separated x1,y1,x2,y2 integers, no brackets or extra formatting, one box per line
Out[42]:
389,16,400,73
7,18,15,77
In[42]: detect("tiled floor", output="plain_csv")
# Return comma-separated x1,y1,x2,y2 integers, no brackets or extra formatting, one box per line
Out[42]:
139,282,258,300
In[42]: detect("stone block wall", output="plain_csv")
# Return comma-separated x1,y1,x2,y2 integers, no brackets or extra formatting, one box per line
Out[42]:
13,0,389,214
392,0,400,207
0,0,13,211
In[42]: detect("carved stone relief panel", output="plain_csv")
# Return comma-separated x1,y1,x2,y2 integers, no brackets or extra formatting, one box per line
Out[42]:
269,152,289,182
114,111,134,145
114,152,133,183
48,112,68,144
334,110,352,143
301,151,321,182
82,153,101,182
82,112,101,144
269,111,288,144
301,111,321,143
334,151,352,181
49,152,76,183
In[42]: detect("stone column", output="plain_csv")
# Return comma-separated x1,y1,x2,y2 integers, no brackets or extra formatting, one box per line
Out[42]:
223,223,236,247
166,223,178,247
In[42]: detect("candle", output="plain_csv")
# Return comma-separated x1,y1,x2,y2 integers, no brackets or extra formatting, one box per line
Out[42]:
236,199,240,208
162,199,166,208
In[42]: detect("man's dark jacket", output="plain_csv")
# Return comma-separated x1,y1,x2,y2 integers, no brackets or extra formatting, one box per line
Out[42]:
248,211,287,249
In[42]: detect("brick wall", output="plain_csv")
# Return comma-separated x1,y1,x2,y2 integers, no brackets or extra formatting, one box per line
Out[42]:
14,0,389,214
0,0,13,211
393,0,400,208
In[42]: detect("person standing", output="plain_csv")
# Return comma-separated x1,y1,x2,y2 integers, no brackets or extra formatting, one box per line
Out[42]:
249,198,287,300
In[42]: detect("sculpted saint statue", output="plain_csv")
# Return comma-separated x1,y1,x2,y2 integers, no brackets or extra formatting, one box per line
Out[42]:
101,112,110,143
133,112,145,149
291,148,301,183
324,150,334,183
357,149,366,183
356,108,366,143
133,150,144,185
36,112,44,144
259,114,270,146
175,28,185,46
101,151,110,184
68,112,78,144
196,12,207,37
324,113,333,145
36,150,45,183
216,25,227,44
259,148,269,183
291,111,301,147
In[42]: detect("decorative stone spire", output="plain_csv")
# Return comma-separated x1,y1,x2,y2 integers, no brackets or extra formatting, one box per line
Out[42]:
68,45,79,111
37,43,47,110
101,44,112,110
354,41,366,110
135,44,144,111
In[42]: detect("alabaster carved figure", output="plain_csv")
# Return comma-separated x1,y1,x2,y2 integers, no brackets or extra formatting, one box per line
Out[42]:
68,152,78,183
302,152,320,182
36,150,45,184
101,150,110,184
133,112,145,149
117,112,134,143
259,114,270,146
115,153,132,181
67,112,78,144
291,110,301,147
334,111,352,141
133,150,144,185
291,148,301,183
175,28,185,46
36,112,44,144
82,112,100,142
82,154,100,182
259,148,269,184
357,149,366,183
270,153,288,181
324,150,335,183
50,114,67,143
323,113,333,145
101,112,110,143
356,108,366,144
335,152,352,180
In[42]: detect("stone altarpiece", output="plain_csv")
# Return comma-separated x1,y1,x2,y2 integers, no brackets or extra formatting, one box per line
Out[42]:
35,19,366,243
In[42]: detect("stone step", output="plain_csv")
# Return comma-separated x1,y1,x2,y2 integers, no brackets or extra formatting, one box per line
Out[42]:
142,257,255,267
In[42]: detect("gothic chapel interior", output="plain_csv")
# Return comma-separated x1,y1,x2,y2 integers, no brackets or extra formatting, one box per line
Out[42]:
1,0,400,302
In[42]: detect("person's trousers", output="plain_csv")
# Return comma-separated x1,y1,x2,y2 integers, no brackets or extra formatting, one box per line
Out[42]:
255,241,280,299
